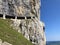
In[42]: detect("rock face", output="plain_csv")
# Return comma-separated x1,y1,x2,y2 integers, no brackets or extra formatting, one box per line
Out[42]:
0,0,46,45
11,18,46,45
0,0,40,19
0,39,12,45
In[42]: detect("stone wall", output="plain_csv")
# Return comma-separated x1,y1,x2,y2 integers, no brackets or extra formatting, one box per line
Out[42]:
0,39,12,45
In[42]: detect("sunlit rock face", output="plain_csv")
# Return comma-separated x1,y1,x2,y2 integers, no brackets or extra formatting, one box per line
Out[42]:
0,39,12,45
0,0,40,19
0,0,46,45
11,18,46,45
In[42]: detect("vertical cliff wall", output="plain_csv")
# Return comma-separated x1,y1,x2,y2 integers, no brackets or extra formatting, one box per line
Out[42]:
0,0,40,19
11,17,46,45
0,0,46,45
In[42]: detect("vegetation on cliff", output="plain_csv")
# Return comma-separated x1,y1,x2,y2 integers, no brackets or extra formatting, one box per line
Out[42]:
0,19,33,45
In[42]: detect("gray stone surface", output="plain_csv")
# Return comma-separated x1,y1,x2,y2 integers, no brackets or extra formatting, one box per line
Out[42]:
0,39,12,45
0,39,2,45
0,0,40,19
2,42,12,45
0,0,46,45
11,17,46,45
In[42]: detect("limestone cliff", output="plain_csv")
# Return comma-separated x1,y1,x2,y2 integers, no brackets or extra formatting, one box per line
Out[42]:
11,18,46,45
0,0,40,19
0,39,12,45
0,0,46,45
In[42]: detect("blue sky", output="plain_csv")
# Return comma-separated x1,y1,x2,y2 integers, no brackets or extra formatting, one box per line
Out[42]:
41,0,60,41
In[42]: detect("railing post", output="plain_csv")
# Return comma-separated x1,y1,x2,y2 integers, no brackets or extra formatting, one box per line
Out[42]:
25,17,26,19
3,13,6,19
15,16,17,19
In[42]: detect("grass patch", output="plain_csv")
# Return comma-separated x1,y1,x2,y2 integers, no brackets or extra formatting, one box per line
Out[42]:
0,19,33,45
